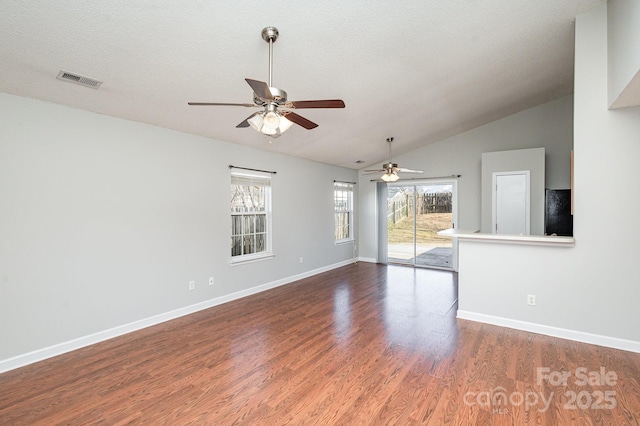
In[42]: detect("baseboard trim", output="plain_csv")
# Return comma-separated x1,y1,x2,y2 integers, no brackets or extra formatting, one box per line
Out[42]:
457,310,640,353
0,259,356,374
357,257,378,263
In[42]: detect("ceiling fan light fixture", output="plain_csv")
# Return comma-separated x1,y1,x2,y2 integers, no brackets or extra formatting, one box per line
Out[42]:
263,111,280,131
247,113,264,132
278,115,294,132
381,171,399,182
262,126,278,136
248,110,293,137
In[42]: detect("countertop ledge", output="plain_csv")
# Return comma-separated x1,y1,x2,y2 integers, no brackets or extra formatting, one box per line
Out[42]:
437,228,575,247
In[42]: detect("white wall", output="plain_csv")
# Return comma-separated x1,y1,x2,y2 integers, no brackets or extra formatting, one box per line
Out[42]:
358,95,573,261
481,148,545,235
457,3,640,350
0,93,357,365
608,0,640,108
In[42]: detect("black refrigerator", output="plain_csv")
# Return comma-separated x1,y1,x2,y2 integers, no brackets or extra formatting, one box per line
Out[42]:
545,189,573,236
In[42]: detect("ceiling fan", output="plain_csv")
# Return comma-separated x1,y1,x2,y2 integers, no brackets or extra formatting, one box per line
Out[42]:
364,137,423,182
188,26,345,138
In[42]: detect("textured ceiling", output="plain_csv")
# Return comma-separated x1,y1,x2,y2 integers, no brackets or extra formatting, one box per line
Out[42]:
0,0,604,170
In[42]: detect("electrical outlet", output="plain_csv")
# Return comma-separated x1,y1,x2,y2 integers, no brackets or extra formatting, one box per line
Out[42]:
299,257,303,264
189,280,195,291
209,276,214,286
527,294,536,306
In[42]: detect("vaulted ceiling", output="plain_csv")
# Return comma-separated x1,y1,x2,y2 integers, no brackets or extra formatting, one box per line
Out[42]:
0,0,604,169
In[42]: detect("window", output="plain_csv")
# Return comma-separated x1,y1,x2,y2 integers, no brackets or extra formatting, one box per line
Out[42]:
231,171,272,262
334,182,354,242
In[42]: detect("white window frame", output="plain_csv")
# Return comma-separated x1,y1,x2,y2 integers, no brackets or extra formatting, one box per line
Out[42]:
230,171,273,264
334,182,354,244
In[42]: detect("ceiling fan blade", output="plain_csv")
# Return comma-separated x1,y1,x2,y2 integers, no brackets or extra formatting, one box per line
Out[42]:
363,170,385,174
188,102,256,107
245,78,273,100
236,112,260,128
396,168,424,173
289,99,346,109
285,112,318,129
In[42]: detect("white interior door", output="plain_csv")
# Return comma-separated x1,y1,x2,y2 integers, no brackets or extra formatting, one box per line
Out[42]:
492,171,530,235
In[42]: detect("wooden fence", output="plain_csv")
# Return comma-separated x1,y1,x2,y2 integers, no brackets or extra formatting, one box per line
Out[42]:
387,192,452,224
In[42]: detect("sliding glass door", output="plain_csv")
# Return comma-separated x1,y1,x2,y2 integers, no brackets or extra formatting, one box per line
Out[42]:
386,181,456,269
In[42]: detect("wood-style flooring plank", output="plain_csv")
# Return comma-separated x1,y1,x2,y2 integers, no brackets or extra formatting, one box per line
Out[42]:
1,263,639,424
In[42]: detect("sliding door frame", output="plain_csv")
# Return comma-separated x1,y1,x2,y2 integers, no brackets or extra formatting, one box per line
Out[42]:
381,178,459,271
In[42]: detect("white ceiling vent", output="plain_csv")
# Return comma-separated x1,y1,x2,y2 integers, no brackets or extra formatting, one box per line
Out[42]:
56,70,102,89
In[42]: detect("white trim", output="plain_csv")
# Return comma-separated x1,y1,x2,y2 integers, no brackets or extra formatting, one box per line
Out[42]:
386,179,457,270
0,259,356,374
450,179,459,271
230,252,275,266
334,238,355,246
231,172,272,260
357,257,378,263
230,169,272,180
334,182,354,242
446,231,575,247
457,310,640,354
437,228,480,236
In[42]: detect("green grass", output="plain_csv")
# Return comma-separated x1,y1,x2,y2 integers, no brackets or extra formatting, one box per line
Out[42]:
388,212,453,245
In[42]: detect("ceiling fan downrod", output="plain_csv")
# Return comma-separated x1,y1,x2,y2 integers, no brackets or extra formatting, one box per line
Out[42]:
261,27,279,87
387,137,395,166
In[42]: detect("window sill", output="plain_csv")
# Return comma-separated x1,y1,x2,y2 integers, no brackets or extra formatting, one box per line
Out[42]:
334,239,355,246
230,253,275,266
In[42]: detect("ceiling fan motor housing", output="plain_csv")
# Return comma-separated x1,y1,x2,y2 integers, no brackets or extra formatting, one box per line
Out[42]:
254,87,287,106
384,163,398,171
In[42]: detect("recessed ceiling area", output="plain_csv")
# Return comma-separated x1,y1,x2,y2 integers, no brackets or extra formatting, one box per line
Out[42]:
0,0,604,169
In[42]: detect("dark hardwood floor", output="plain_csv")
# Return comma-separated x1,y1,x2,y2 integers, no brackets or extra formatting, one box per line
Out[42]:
1,263,639,425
